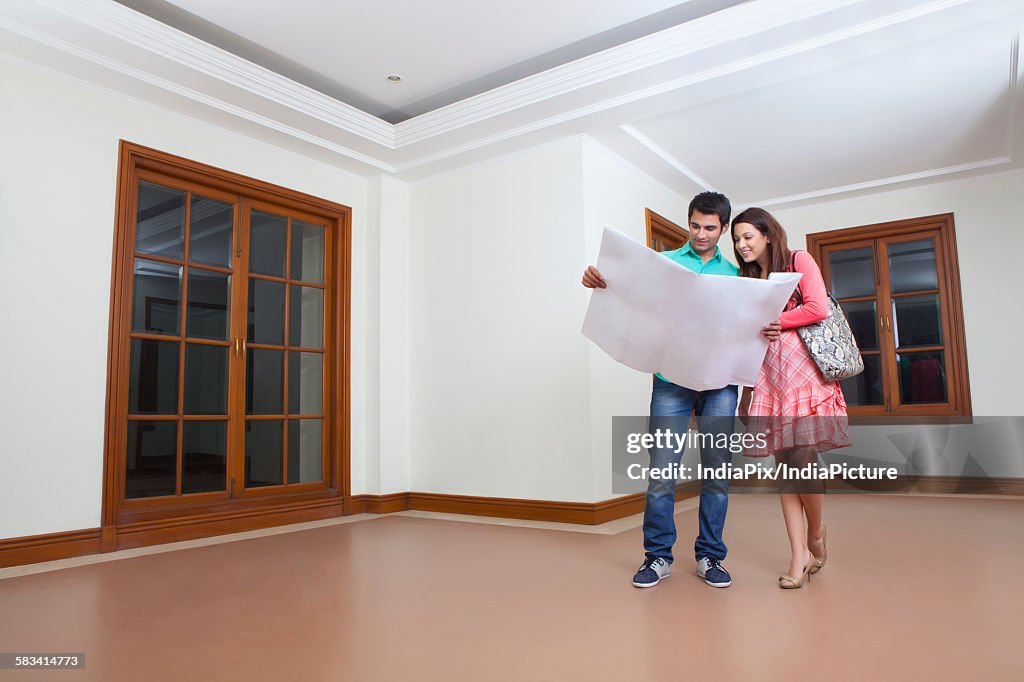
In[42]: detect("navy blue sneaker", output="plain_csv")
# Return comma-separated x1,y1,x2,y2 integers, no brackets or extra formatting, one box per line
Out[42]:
697,556,732,587
632,556,671,588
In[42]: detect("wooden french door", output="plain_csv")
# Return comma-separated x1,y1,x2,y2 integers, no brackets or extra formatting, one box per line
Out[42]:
235,198,331,496
811,214,971,419
105,142,349,539
646,208,688,251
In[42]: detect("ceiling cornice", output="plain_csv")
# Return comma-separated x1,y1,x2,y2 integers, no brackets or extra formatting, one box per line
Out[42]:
744,157,1014,208
0,50,375,180
620,125,715,191
391,0,866,146
33,0,395,147
626,23,1022,209
4,0,1019,182
1005,31,1020,156
0,13,398,172
26,0,872,153
398,0,990,172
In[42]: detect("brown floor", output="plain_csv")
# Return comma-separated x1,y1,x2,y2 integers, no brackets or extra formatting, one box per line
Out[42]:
1,494,1022,682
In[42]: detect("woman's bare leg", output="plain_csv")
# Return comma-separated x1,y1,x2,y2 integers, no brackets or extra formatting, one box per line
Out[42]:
792,446,825,558
776,449,812,579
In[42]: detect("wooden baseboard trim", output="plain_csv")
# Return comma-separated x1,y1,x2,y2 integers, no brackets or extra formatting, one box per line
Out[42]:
4,478,1017,568
407,492,597,524
350,483,701,526
112,497,345,550
0,528,102,569
347,492,411,514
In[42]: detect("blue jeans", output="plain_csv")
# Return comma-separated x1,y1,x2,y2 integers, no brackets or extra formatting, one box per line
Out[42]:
643,376,737,563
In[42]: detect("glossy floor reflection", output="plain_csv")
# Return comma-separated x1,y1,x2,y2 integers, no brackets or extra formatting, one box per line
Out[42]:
1,494,1021,681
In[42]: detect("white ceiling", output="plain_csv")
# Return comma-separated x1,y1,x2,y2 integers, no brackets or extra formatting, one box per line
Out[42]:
115,0,748,122
2,0,1023,208
625,18,1017,203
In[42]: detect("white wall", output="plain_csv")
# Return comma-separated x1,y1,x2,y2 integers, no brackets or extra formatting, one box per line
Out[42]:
579,139,700,500
408,139,595,501
766,168,1024,416
3,53,1019,541
365,175,412,494
405,137,709,503
0,61,373,540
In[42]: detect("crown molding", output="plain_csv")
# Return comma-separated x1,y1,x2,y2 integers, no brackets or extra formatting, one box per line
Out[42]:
24,0,873,153
579,135,692,209
392,0,865,146
406,136,582,186
1006,30,1020,158
6,0,1018,181
33,0,395,147
396,0,988,172
744,157,1014,208
619,125,715,191
0,51,369,181
0,14,397,172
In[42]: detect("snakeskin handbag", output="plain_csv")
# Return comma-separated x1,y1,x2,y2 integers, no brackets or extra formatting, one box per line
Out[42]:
790,253,864,382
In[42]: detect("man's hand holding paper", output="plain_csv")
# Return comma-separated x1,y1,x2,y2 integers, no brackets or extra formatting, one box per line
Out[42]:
581,227,802,390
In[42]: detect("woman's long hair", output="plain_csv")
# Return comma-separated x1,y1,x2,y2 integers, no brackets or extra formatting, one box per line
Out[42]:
731,207,792,278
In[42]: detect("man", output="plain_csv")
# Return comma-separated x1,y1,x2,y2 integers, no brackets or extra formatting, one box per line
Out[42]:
581,191,739,588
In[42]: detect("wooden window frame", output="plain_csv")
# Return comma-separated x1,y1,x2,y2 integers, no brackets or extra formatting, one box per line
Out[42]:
806,213,972,422
646,208,688,251
102,141,351,548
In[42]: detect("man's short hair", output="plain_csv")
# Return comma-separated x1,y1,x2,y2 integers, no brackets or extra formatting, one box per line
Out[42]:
688,192,731,228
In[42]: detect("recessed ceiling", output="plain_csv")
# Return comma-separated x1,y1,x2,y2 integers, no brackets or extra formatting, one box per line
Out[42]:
114,0,749,122
3,0,1022,205
626,18,1017,204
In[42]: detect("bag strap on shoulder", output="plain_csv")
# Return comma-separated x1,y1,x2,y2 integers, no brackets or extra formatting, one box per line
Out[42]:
789,250,803,304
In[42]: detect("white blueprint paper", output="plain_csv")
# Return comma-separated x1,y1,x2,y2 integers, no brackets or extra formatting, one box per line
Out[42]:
582,227,802,390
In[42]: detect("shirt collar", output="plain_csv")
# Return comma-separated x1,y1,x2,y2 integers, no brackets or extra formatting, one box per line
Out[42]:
681,242,722,263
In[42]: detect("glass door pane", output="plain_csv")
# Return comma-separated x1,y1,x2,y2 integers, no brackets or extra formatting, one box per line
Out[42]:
888,238,937,293
838,300,878,351
246,420,283,487
286,217,325,484
882,233,950,411
242,207,326,490
825,243,884,407
840,355,884,406
125,179,234,499
181,194,233,494
136,181,184,259
892,294,942,348
132,260,181,335
828,247,875,298
126,421,177,498
896,351,947,404
183,421,227,494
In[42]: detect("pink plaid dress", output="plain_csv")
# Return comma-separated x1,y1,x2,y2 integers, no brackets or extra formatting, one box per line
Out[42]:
744,252,852,457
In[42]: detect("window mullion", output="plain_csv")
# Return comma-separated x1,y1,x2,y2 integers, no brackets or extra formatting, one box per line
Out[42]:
229,197,252,498
876,240,900,413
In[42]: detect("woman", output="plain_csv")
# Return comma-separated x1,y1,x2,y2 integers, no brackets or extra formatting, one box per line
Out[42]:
732,207,851,589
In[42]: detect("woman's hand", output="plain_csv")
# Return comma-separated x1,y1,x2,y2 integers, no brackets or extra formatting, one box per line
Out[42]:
581,265,606,289
760,319,782,342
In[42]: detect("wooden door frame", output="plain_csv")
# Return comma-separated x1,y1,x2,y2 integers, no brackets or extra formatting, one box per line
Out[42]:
806,213,972,421
101,141,352,551
645,208,689,249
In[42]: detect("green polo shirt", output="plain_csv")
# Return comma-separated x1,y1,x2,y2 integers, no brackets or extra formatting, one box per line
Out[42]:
655,243,739,382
